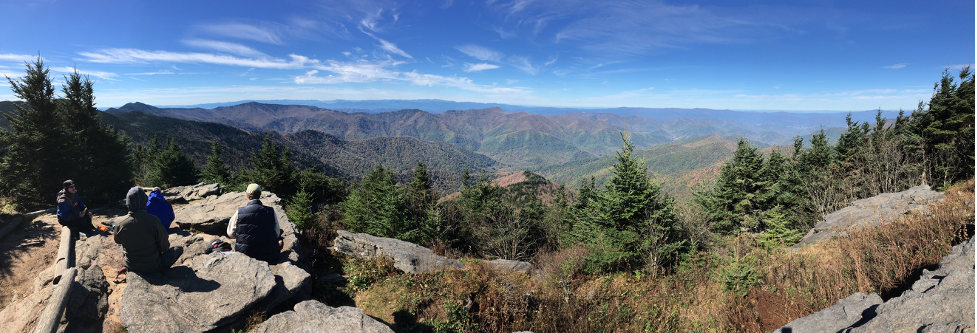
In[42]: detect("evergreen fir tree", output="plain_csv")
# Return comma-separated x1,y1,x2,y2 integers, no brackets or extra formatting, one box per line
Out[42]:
0,57,68,205
57,71,133,204
697,138,765,234
907,67,975,188
287,190,317,231
404,161,440,244
146,137,199,187
201,140,232,185
570,134,687,272
340,164,407,239
240,136,298,197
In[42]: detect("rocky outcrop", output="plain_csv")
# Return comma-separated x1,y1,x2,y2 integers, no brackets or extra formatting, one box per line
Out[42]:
486,259,532,273
254,261,312,313
120,252,277,333
250,300,394,333
64,265,110,333
794,185,944,247
775,238,975,332
772,293,882,333
334,230,465,274
160,183,223,204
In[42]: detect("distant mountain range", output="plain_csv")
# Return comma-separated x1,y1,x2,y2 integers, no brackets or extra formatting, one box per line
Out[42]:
104,101,884,169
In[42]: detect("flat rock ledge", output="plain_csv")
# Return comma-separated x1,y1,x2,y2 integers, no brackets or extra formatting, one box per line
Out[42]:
121,252,277,333
161,183,223,204
775,238,975,333
794,185,944,247
251,300,394,333
334,230,466,274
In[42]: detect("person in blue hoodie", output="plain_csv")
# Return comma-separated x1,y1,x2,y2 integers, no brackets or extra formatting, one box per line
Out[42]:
57,180,105,239
146,188,175,232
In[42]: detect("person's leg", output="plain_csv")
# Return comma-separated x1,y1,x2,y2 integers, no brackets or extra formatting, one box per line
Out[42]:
62,216,95,238
158,246,185,270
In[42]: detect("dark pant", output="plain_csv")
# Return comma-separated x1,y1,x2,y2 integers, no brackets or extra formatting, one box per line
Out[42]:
59,215,94,239
159,246,184,270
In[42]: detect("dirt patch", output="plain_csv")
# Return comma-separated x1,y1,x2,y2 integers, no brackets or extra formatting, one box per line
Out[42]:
748,288,812,332
0,214,60,310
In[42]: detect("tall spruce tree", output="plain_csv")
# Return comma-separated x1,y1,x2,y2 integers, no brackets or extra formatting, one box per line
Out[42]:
1,58,131,206
0,57,68,205
57,71,133,203
340,164,407,239
907,67,975,188
145,137,199,188
569,134,687,272
241,136,297,197
404,161,440,245
696,138,765,234
201,140,232,186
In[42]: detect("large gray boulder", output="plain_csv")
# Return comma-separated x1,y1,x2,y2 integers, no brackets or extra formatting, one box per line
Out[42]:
794,185,944,247
64,265,110,333
250,300,394,333
161,183,222,204
120,252,277,333
775,238,975,332
772,293,882,333
253,261,312,313
334,230,465,274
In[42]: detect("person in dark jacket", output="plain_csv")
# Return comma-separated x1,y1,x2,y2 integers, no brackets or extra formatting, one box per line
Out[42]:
146,188,175,232
226,184,281,262
57,180,101,239
113,186,183,273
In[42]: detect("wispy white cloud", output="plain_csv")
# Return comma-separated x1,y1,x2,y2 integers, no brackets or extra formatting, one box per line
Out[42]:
883,63,906,69
0,53,39,63
509,55,538,75
198,23,284,45
360,28,414,59
294,60,526,94
464,63,500,72
544,55,558,66
79,48,314,69
52,66,119,81
455,44,504,62
126,70,176,76
948,63,974,70
182,39,270,58
490,0,786,57
360,8,385,32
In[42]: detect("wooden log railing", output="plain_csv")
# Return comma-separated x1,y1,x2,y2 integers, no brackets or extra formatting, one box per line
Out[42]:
33,226,76,333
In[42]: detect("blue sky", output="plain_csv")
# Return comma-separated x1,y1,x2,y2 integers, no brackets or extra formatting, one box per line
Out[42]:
0,0,973,111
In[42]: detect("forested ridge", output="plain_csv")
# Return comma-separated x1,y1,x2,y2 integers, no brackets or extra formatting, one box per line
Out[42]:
1,58,973,332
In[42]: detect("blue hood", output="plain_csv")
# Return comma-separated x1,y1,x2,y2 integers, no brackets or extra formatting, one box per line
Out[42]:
148,189,166,204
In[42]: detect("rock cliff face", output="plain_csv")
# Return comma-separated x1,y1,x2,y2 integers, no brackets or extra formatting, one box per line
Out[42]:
794,185,945,247
775,238,975,332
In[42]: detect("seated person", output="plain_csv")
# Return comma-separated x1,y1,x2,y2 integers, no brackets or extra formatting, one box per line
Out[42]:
57,180,106,238
113,186,183,273
227,184,282,262
146,187,175,232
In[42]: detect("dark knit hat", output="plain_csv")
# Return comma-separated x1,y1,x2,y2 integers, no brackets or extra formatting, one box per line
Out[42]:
63,180,75,190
